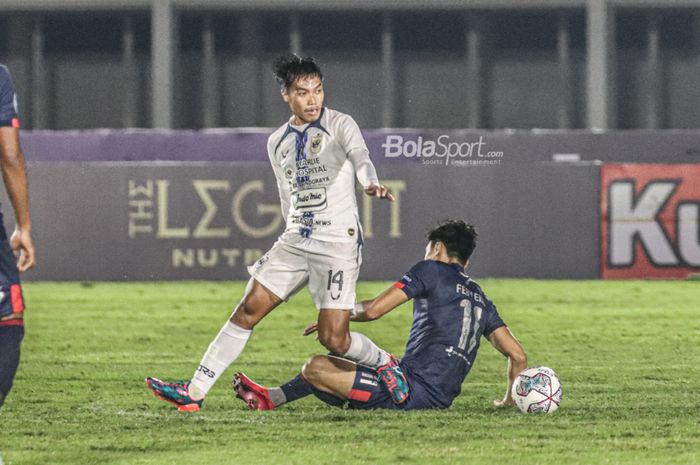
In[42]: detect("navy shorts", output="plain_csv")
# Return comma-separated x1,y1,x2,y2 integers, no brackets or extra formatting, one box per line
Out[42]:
341,363,442,410
0,226,24,319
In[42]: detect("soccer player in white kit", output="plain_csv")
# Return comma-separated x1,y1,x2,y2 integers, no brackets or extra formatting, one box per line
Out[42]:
147,55,409,411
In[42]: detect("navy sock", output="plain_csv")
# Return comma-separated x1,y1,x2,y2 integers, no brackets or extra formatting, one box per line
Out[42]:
0,324,24,407
310,386,346,408
279,373,314,404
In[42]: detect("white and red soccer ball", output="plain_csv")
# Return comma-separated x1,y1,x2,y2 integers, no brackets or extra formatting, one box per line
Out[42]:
512,366,562,414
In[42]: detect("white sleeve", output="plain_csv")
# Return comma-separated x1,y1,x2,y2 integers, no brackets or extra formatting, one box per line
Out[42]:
348,148,379,189
339,115,379,188
268,137,291,219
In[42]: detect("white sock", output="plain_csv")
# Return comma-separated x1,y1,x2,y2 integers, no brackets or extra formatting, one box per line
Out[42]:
188,321,252,399
342,332,390,368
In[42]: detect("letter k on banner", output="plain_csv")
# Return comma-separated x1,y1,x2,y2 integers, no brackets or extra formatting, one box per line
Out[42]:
601,164,700,279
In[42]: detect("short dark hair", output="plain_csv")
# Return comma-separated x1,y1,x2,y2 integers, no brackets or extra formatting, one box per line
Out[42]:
427,220,478,265
272,54,323,89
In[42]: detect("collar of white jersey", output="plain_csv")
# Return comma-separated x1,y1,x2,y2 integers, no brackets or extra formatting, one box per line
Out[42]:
274,107,331,154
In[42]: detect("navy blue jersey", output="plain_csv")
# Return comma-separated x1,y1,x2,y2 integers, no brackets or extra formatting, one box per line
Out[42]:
0,65,19,128
395,260,505,408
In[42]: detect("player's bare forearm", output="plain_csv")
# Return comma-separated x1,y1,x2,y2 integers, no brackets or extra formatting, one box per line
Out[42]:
351,286,409,322
0,127,31,229
504,354,527,404
0,127,36,271
488,326,527,407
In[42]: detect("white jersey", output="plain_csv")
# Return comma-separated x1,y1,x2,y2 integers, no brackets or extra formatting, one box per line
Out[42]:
267,107,379,243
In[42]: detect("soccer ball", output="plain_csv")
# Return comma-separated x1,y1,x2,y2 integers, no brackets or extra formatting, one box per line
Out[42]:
511,366,562,414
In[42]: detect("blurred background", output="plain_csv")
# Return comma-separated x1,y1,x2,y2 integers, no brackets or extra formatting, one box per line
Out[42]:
1,0,700,131
0,0,698,282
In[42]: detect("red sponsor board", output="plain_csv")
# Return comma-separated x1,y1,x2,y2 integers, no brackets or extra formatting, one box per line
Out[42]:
601,164,700,279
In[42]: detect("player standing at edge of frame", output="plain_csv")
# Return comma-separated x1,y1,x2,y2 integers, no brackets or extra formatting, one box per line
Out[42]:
147,54,405,411
233,221,528,411
0,64,36,409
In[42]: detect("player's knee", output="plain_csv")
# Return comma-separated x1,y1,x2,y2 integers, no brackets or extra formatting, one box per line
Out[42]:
301,355,328,385
230,300,260,329
317,331,350,355
230,282,280,329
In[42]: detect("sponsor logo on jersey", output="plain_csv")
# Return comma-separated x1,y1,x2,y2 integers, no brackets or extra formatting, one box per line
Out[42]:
294,187,327,211
445,346,471,364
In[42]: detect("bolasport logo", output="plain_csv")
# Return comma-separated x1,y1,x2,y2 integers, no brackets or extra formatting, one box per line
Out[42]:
382,134,504,167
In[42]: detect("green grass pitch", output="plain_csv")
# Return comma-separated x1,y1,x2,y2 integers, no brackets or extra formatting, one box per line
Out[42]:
1,280,699,465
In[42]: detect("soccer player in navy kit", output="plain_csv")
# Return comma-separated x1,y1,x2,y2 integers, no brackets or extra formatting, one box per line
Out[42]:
234,221,527,410
0,64,36,409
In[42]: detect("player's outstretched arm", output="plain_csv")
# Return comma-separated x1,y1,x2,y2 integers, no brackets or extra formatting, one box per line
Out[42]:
344,121,393,202
352,286,408,322
0,127,35,272
302,286,408,336
487,326,527,408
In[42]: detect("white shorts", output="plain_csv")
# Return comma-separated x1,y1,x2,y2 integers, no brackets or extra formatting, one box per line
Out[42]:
247,236,362,310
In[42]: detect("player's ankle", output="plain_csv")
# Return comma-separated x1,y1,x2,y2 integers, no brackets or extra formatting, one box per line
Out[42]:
267,387,287,407
187,383,206,400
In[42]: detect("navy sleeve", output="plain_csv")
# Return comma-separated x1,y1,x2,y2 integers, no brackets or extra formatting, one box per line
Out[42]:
0,65,19,127
394,260,438,300
482,299,506,337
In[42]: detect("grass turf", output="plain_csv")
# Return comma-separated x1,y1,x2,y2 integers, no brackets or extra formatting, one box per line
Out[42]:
0,280,699,465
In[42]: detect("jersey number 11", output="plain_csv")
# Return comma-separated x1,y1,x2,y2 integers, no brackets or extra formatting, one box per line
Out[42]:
458,299,483,354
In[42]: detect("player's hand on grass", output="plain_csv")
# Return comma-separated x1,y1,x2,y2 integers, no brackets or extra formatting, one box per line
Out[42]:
303,322,319,337
364,184,395,201
10,226,35,272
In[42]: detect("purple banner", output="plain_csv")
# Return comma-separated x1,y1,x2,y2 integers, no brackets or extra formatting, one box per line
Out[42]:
20,129,700,165
11,162,600,281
